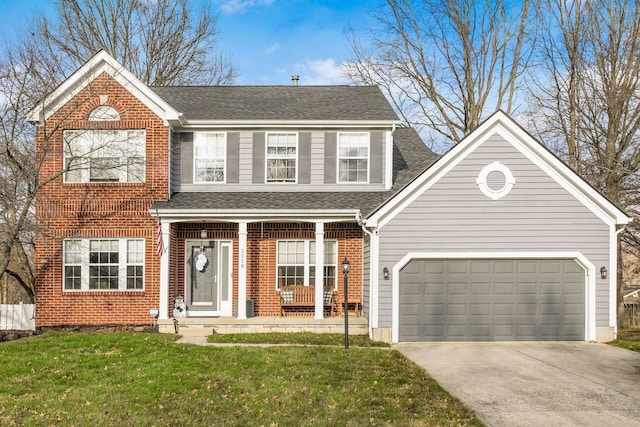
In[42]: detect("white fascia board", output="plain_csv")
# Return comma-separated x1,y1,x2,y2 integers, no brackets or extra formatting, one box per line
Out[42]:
183,120,401,129
28,50,179,125
150,209,360,222
370,111,630,229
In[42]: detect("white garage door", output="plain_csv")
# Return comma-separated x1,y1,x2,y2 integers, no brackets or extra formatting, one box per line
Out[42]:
399,259,585,341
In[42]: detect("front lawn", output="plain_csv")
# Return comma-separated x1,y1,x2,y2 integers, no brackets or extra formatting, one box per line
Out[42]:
609,328,640,352
207,332,390,347
0,332,481,426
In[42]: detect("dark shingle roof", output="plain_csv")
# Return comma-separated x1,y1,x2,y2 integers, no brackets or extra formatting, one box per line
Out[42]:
153,127,438,217
150,86,400,122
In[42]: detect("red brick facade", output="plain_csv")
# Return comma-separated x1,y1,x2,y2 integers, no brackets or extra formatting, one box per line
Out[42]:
35,72,169,326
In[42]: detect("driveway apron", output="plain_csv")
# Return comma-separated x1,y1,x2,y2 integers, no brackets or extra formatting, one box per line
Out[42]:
395,342,640,427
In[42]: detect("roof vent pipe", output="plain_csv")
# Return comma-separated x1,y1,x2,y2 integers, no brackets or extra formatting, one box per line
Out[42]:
291,75,300,86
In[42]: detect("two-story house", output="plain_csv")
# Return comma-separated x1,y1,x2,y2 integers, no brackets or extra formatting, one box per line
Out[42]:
31,51,629,343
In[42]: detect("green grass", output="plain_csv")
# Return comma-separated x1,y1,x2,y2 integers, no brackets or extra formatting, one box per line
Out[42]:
0,331,481,426
609,328,640,352
207,332,390,347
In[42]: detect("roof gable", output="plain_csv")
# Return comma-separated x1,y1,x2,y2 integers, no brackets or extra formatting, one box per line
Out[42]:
27,50,180,125
367,111,630,227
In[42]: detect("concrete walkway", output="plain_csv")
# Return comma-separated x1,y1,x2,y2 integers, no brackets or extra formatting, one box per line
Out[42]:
395,342,640,427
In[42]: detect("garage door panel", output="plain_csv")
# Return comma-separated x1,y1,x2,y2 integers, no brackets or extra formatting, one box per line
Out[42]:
399,259,585,342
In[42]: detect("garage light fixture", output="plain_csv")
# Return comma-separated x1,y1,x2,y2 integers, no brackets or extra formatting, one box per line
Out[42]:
383,267,390,280
600,266,608,280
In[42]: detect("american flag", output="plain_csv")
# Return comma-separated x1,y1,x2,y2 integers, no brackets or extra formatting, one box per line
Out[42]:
156,219,164,257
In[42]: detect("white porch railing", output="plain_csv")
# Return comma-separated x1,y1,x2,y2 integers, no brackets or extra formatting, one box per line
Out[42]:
0,303,35,331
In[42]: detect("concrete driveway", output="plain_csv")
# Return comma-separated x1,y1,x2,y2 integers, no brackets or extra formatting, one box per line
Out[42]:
395,342,640,426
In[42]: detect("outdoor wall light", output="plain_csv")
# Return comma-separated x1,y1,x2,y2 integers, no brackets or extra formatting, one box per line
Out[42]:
200,229,207,240
383,267,390,280
600,266,608,280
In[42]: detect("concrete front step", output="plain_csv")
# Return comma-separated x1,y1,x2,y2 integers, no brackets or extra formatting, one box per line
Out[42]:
159,316,368,336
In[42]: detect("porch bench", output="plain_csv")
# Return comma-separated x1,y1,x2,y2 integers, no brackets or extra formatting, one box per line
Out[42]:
279,285,336,316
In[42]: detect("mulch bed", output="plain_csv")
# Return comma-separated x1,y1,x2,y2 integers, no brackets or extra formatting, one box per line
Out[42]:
0,325,158,342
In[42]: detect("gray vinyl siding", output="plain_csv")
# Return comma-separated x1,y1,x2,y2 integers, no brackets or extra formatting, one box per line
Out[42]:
238,132,254,184
362,233,371,320
376,135,611,329
172,129,390,191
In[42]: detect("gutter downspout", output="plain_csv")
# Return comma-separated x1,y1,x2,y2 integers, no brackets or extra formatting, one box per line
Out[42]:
613,224,627,336
357,213,378,339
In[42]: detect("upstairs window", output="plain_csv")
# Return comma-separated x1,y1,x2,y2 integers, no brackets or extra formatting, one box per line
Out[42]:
338,132,369,183
194,132,226,183
88,105,120,121
63,130,145,183
266,133,297,183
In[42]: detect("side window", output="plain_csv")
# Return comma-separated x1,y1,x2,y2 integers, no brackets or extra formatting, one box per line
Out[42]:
194,132,226,183
63,129,146,183
338,132,369,183
266,133,297,183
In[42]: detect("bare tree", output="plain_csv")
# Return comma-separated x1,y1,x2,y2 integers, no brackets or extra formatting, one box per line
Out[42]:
36,0,237,86
527,0,640,327
347,0,534,152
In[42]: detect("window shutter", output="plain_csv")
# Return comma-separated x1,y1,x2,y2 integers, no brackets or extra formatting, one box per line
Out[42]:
298,132,311,184
226,132,240,183
179,132,194,184
324,132,337,184
370,131,383,183
252,132,265,184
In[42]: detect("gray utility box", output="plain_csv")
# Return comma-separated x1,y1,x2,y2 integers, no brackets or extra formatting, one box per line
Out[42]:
233,300,255,318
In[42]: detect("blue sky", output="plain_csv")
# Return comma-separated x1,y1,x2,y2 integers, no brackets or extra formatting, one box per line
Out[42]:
0,0,378,85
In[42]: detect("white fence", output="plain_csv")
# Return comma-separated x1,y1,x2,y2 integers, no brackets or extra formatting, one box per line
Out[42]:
0,303,35,331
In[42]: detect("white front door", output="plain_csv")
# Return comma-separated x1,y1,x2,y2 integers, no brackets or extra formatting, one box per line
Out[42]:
186,240,233,316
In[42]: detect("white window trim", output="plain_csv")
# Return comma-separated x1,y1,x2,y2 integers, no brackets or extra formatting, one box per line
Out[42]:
275,240,337,290
265,132,298,184
63,129,146,184
337,131,370,184
193,131,227,184
62,238,145,292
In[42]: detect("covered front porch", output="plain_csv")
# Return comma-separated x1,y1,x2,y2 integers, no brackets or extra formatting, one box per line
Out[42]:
153,210,367,331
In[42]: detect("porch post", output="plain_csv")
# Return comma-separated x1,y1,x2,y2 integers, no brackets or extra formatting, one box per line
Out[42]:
314,222,324,319
237,221,248,319
159,221,170,319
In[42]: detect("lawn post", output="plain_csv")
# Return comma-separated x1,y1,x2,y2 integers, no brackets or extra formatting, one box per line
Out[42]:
342,257,350,349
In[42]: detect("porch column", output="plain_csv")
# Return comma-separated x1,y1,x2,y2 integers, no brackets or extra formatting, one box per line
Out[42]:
159,221,171,319
237,221,248,319
314,222,325,319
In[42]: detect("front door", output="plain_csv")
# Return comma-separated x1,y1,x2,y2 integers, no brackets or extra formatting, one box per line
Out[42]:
186,240,233,316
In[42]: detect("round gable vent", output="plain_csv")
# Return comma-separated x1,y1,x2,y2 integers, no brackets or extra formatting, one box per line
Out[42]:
476,161,516,200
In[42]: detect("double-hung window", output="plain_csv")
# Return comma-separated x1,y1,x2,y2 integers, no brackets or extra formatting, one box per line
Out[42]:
338,132,369,183
63,238,145,291
266,133,297,183
63,130,146,183
194,132,226,183
276,240,337,290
